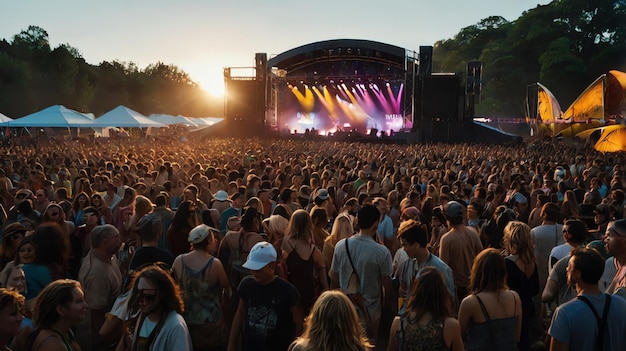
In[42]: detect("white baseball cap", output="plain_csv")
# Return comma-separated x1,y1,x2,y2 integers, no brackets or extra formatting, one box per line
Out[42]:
242,242,277,270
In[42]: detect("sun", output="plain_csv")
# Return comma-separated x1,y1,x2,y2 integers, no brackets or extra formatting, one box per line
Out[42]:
196,72,225,98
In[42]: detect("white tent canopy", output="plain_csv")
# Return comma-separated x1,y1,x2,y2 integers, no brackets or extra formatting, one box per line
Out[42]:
0,112,13,123
90,105,165,128
189,117,223,126
0,105,94,127
149,114,199,126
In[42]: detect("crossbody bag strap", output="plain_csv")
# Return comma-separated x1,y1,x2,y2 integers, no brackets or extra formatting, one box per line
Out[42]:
345,238,360,288
577,294,611,351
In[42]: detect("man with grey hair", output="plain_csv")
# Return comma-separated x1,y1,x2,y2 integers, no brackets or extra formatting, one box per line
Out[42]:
78,224,123,351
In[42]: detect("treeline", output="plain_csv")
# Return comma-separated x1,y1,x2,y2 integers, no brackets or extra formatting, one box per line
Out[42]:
433,0,626,117
1,1,625,120
0,25,223,119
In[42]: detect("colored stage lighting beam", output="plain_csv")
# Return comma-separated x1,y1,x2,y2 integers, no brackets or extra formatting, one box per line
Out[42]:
290,84,315,112
335,95,357,121
370,83,393,114
359,85,377,111
386,82,402,113
323,86,340,121
313,85,339,121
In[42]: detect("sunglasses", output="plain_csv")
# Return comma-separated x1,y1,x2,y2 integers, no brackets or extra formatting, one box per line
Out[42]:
138,289,158,303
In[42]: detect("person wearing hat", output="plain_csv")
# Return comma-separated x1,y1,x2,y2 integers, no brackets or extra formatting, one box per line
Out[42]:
307,188,336,218
439,200,483,303
5,189,35,223
590,203,611,240
211,190,232,218
0,222,26,271
172,224,229,350
228,241,302,351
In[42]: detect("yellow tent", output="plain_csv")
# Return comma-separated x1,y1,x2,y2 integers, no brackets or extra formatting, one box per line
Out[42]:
535,70,626,137
594,125,626,153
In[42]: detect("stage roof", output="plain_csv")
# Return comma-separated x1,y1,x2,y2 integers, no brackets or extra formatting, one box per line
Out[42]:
267,39,408,73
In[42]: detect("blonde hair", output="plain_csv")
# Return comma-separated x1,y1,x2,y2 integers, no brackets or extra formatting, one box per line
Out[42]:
329,213,354,246
287,209,313,241
134,195,154,218
503,221,535,265
293,290,371,351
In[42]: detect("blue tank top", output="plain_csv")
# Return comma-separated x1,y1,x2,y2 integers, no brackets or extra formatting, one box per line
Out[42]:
465,293,518,351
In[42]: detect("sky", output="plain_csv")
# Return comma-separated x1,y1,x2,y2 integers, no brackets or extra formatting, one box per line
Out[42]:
0,0,550,97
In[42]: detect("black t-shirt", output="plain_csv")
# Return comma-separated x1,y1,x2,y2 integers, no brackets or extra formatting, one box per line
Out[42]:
129,246,175,271
238,276,300,351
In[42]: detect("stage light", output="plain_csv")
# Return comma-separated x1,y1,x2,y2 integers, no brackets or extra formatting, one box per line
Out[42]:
386,82,390,87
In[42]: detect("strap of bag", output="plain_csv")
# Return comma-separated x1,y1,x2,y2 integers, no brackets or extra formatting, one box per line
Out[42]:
345,238,360,290
577,294,611,351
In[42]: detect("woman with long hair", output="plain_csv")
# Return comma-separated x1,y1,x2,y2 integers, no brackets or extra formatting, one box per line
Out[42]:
458,248,521,351
310,207,329,251
26,279,87,351
503,221,539,351
172,225,230,350
90,193,112,224
322,213,354,272
387,267,463,351
167,200,197,257
282,209,328,314
288,290,372,351
69,191,90,227
123,265,192,351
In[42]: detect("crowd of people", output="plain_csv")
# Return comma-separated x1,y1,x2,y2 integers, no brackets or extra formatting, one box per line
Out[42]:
0,134,625,351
